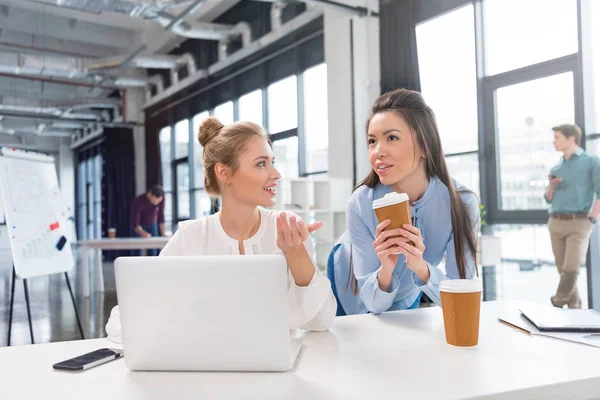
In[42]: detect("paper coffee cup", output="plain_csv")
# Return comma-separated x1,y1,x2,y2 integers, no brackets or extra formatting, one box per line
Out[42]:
372,192,412,245
108,228,116,239
439,279,483,347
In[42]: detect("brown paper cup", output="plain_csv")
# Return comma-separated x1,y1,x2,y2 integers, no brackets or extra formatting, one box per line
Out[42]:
440,279,483,347
372,193,413,246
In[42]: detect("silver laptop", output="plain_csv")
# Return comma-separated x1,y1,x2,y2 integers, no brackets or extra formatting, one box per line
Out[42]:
114,255,302,372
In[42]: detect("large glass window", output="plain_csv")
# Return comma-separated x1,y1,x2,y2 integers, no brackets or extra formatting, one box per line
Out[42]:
446,154,480,200
194,189,211,218
272,137,299,179
76,152,102,241
490,224,588,309
213,101,234,125
175,162,190,221
192,111,209,189
416,4,478,154
483,0,578,76
268,76,298,133
303,63,329,173
174,119,189,159
238,89,263,126
159,127,172,192
495,72,575,211
192,111,211,218
590,1,600,132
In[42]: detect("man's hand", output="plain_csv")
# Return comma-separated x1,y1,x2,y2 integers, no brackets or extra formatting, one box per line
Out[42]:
548,176,563,187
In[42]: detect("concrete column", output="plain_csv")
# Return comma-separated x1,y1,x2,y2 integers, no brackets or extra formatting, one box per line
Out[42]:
324,0,380,184
58,138,75,212
124,86,147,195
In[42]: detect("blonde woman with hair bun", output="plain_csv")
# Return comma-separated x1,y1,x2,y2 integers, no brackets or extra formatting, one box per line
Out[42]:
105,117,336,342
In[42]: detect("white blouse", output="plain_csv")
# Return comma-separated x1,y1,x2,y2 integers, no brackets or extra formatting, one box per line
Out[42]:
105,208,337,343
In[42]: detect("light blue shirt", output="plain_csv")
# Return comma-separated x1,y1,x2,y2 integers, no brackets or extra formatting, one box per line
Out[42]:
346,177,479,314
545,148,600,214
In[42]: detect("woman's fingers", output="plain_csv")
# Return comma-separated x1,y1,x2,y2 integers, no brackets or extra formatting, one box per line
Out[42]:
375,220,391,237
278,212,292,241
399,241,423,258
307,221,323,234
373,228,404,247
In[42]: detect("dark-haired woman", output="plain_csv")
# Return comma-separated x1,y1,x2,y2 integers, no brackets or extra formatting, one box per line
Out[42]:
346,89,480,314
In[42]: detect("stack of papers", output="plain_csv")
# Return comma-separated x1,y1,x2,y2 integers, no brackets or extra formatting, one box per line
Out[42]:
499,312,600,349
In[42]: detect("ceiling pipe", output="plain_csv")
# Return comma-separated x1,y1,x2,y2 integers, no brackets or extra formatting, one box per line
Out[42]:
163,0,208,31
271,2,286,31
0,40,97,58
27,0,193,18
155,12,234,41
171,53,197,86
147,74,165,101
218,22,252,61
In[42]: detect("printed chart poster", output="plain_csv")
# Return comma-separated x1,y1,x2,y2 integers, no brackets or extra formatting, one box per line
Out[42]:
0,151,74,279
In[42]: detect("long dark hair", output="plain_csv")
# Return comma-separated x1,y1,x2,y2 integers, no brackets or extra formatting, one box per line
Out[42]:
356,88,478,279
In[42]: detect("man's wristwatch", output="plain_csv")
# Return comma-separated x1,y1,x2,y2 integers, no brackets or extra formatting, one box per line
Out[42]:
588,216,597,224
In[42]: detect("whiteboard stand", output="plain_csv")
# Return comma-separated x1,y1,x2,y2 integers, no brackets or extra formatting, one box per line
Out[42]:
6,266,84,346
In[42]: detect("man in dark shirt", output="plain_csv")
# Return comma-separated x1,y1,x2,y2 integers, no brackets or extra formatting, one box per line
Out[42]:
131,185,167,255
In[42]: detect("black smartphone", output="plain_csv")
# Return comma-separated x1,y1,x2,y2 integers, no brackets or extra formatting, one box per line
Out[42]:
53,348,123,372
56,235,67,251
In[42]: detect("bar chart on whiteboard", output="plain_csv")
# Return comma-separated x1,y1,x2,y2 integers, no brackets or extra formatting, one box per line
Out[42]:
0,148,75,279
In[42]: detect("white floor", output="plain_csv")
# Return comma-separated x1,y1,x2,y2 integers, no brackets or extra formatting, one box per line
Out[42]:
495,263,588,308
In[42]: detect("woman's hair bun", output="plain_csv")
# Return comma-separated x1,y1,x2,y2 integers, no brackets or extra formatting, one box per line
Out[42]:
198,116,224,147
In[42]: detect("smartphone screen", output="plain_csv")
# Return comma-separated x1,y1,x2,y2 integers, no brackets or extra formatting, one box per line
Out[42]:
53,348,123,371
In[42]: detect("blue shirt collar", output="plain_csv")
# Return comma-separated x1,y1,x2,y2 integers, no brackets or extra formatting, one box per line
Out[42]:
563,147,584,161
412,177,437,210
374,177,438,211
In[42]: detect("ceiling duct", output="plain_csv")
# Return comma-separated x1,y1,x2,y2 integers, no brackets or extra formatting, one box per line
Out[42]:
28,0,193,18
218,22,252,61
0,52,148,87
147,74,165,99
154,11,234,40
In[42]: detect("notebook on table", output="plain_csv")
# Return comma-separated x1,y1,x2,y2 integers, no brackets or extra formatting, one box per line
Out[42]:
519,306,600,333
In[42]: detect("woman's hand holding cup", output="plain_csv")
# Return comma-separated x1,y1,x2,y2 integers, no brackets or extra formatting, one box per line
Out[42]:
373,219,403,273
397,224,429,283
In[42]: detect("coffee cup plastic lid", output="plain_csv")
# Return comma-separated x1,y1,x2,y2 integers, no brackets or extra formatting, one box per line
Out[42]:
439,279,483,293
372,192,409,209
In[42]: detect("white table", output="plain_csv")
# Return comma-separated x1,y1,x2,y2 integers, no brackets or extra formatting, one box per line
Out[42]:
1,301,600,399
78,237,170,297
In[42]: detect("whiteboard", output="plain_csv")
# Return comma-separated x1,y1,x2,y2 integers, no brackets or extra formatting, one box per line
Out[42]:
0,148,75,279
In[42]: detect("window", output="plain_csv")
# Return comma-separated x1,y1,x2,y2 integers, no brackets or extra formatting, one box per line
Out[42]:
194,189,211,218
175,162,190,220
495,72,574,211
303,63,329,172
238,89,263,126
490,224,588,308
213,101,234,125
417,4,478,154
174,119,189,159
272,137,299,178
159,127,172,192
590,2,600,132
268,76,298,133
192,111,211,218
192,111,209,189
76,152,102,241
483,0,578,76
445,153,480,200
